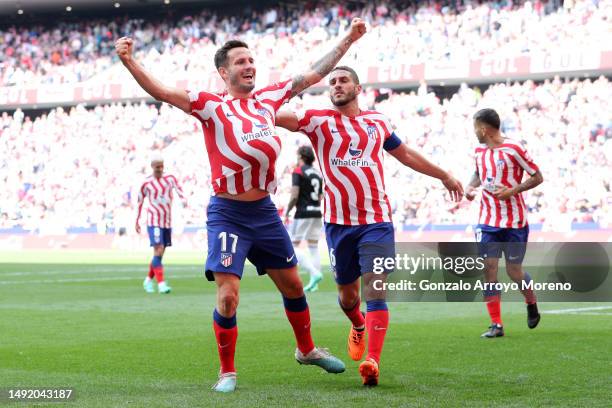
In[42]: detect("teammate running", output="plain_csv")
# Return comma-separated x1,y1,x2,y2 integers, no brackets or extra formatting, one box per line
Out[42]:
465,108,543,338
136,156,186,294
276,66,464,386
285,146,324,292
116,18,367,392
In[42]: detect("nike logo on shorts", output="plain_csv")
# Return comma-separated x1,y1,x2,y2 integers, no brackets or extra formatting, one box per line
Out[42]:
286,254,295,262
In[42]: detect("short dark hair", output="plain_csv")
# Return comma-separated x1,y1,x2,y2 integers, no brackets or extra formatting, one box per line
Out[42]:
473,108,501,130
298,145,315,165
214,40,249,69
330,66,360,84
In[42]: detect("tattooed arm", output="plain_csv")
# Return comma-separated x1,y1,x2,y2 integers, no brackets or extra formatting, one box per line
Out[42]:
290,17,366,98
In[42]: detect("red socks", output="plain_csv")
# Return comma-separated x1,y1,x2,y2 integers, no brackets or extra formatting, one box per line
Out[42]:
365,300,389,364
485,295,502,325
213,310,237,374
147,263,155,279
283,296,315,355
340,298,366,328
152,266,165,283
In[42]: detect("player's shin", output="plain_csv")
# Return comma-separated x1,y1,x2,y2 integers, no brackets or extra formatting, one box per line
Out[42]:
213,309,238,374
295,248,317,277
283,295,315,354
520,272,537,304
365,300,389,364
484,284,502,325
339,297,366,328
151,255,164,283
308,244,321,274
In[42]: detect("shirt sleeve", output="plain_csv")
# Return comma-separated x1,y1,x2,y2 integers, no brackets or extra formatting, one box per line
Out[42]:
187,90,223,120
506,143,540,175
296,109,316,133
291,167,303,186
254,79,293,113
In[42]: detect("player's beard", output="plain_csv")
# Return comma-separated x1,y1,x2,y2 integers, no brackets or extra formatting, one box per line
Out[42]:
230,71,256,93
331,89,357,107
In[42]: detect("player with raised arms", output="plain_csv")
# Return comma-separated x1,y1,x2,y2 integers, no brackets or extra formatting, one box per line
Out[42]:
465,108,543,338
276,66,464,386
116,18,366,392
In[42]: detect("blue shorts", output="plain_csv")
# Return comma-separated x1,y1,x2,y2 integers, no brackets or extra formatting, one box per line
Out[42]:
476,224,529,264
325,222,395,285
148,226,172,247
205,196,297,281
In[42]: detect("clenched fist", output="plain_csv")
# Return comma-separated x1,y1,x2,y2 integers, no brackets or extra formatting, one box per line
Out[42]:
115,37,134,63
348,18,367,42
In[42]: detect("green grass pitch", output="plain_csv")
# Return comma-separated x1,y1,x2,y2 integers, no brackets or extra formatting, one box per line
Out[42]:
1,251,611,407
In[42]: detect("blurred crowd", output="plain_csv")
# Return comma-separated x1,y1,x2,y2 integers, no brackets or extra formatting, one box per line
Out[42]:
2,0,609,87
1,76,610,232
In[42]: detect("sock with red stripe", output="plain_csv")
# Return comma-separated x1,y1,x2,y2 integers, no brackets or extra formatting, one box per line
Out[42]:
151,255,164,283
520,272,537,304
340,297,365,329
484,283,502,325
283,296,315,355
365,300,389,364
213,309,238,374
147,263,155,279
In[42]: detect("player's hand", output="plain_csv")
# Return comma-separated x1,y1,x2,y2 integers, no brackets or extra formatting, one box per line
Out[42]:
442,175,464,202
284,215,290,226
493,185,516,200
115,37,134,63
464,185,477,201
135,223,141,234
347,18,367,42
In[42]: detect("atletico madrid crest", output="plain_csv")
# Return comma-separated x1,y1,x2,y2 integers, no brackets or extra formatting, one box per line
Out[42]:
221,253,233,267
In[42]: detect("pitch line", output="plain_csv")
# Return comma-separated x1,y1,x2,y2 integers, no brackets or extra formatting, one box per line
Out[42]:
542,306,612,314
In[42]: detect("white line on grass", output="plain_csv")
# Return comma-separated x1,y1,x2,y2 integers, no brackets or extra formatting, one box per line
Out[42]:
543,306,612,314
0,275,200,285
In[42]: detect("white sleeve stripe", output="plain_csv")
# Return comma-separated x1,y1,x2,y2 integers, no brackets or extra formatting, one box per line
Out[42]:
500,147,537,175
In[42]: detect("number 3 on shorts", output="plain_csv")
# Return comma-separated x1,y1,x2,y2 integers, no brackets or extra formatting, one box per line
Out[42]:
218,231,238,253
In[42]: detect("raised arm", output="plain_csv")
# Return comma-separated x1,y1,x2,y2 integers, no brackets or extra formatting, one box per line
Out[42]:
388,143,464,202
290,18,366,98
115,37,191,113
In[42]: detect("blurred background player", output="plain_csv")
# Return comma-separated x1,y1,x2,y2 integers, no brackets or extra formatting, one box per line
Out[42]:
136,156,186,294
116,18,367,392
277,66,464,386
285,145,324,292
465,108,544,338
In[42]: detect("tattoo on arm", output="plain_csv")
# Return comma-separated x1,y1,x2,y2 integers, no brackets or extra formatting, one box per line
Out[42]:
291,37,353,97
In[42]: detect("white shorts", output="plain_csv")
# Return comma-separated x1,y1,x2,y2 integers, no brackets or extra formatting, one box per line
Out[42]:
290,217,323,242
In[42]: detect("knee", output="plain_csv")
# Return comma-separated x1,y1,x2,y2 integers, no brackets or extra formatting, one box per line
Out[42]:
338,287,359,308
218,289,239,316
284,279,305,298
506,266,523,282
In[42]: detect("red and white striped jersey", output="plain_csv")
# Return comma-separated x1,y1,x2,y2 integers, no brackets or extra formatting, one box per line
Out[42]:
296,109,394,225
475,138,540,228
188,79,293,195
137,174,185,228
